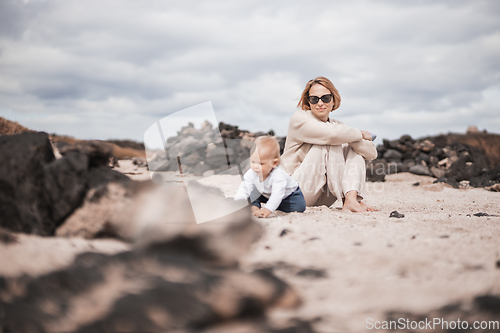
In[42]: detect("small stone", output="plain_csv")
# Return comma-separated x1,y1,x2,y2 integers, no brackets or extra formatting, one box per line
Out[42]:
389,211,405,218
279,229,291,237
473,212,499,217
435,177,460,189
383,149,403,161
467,125,479,134
409,165,433,177
430,166,446,178
132,157,147,167
295,268,327,278
415,139,435,153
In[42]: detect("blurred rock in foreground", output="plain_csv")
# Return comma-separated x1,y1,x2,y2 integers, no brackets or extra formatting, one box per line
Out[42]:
386,295,500,332
0,131,124,235
0,129,309,333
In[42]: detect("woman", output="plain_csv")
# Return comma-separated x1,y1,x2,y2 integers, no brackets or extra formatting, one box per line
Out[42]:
281,77,378,212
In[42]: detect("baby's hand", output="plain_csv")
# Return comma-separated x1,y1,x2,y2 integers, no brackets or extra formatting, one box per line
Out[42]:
253,208,272,218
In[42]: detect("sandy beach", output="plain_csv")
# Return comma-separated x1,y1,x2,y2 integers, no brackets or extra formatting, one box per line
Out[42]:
193,171,500,332
2,158,499,332
68,161,500,330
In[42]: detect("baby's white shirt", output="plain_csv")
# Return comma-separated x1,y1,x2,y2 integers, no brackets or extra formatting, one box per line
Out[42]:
233,165,298,212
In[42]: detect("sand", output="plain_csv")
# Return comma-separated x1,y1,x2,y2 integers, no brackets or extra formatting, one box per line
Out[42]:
200,172,500,332
2,160,499,333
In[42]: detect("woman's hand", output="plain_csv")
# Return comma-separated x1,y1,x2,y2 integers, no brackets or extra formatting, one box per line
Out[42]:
360,130,372,141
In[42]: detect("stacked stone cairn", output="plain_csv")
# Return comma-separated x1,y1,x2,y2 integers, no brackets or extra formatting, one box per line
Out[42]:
150,121,282,176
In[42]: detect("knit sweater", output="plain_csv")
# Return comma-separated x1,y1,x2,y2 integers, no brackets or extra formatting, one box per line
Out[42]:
281,110,378,175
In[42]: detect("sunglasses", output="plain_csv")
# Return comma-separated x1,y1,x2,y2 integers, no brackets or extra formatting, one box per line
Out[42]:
308,94,333,105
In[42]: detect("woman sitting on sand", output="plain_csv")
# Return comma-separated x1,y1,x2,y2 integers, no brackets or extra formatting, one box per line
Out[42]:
281,76,378,212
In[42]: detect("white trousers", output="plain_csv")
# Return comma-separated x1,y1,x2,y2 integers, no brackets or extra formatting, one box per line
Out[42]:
291,144,366,207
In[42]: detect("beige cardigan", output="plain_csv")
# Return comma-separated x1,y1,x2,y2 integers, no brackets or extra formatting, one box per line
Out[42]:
281,110,378,175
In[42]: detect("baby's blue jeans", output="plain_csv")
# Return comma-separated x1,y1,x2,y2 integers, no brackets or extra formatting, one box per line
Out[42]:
251,186,306,213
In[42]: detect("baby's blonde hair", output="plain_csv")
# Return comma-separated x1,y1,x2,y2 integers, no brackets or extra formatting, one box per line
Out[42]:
252,136,280,162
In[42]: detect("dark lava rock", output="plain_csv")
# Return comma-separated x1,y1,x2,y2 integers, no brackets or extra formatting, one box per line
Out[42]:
0,132,63,235
409,164,433,177
376,144,387,157
386,294,500,333
254,262,327,281
60,140,114,168
383,138,400,150
0,196,307,332
399,134,415,144
0,227,17,244
444,143,490,181
469,168,500,187
435,177,460,189
416,152,430,164
0,248,301,333
473,212,499,217
475,295,500,314
387,162,404,174
0,132,129,236
366,160,386,182
43,151,89,224
295,268,328,279
446,157,482,182
383,149,403,161
280,229,291,237
389,211,405,218
414,139,435,153
396,162,409,173
489,166,500,182
369,133,500,188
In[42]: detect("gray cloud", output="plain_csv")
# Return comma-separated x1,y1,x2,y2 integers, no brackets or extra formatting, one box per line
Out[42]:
0,0,499,142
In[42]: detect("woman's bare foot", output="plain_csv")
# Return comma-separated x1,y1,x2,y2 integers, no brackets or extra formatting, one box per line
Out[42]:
342,191,365,212
359,201,378,211
342,191,377,212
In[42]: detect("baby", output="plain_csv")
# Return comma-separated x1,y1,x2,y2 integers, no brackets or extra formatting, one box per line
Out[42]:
234,136,306,218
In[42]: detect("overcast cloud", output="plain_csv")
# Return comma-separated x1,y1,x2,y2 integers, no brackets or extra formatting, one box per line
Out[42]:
1,0,499,142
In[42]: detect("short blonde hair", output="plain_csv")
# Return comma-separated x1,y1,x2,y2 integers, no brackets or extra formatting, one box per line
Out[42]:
251,136,280,161
297,76,341,111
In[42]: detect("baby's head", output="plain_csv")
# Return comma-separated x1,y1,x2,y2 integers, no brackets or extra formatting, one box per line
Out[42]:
250,136,280,179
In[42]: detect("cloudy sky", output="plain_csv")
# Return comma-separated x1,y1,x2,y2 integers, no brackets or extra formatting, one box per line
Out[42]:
1,0,499,143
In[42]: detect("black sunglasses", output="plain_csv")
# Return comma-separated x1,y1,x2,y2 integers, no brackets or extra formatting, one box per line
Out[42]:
308,94,333,105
